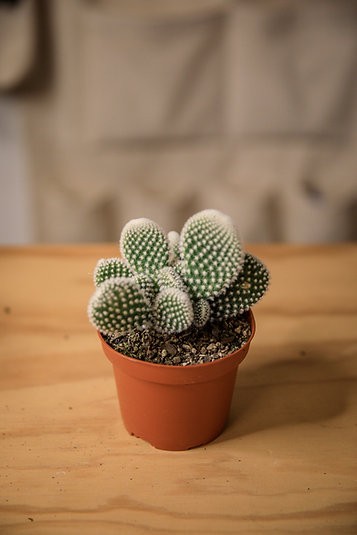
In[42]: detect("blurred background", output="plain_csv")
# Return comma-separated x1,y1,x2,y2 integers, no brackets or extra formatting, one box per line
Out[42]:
0,0,356,245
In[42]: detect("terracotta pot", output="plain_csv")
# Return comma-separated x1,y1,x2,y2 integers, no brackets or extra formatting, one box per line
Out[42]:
99,311,256,451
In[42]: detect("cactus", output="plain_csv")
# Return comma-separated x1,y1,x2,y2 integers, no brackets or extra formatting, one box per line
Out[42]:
88,209,269,337
210,254,270,320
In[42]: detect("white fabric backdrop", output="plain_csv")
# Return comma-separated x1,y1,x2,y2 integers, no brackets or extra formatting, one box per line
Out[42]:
2,0,356,242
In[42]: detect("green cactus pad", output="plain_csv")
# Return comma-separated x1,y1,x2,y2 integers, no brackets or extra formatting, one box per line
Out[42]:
94,258,133,286
120,218,169,275
210,253,270,320
179,209,244,299
156,266,187,292
153,288,194,334
193,298,211,328
88,277,151,335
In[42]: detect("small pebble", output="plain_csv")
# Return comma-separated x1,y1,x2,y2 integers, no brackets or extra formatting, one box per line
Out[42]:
165,342,177,356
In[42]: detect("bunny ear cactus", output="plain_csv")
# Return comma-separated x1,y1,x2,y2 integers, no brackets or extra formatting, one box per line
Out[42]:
88,209,270,338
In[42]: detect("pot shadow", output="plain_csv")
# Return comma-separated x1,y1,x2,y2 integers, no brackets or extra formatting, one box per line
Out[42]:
217,347,351,442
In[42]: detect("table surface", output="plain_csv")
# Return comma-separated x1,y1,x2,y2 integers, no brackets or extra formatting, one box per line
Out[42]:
0,244,356,534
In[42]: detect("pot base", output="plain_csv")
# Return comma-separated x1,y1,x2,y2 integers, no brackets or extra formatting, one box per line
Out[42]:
128,425,226,451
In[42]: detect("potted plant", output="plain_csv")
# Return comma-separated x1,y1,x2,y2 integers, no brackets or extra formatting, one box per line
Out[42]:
88,209,269,450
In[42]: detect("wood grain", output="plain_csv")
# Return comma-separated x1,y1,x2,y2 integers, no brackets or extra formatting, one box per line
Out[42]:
0,244,356,534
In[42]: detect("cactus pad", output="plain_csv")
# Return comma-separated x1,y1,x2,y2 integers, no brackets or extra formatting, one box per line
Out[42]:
153,288,194,334
193,298,211,328
133,273,156,302
210,253,270,319
179,209,244,299
88,277,151,335
120,218,169,275
94,258,133,286
156,266,187,292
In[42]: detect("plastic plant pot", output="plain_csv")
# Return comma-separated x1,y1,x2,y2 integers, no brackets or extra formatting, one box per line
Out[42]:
98,311,256,451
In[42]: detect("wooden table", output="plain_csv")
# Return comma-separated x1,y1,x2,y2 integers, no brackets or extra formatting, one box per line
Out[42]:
0,244,356,534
